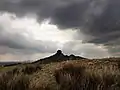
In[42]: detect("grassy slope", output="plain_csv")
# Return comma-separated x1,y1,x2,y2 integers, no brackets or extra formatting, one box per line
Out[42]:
0,58,120,90
29,62,59,90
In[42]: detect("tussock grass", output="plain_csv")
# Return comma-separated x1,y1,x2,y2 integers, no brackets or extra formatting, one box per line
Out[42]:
21,64,42,74
0,64,43,90
0,58,120,90
0,72,29,90
54,60,120,90
6,64,42,75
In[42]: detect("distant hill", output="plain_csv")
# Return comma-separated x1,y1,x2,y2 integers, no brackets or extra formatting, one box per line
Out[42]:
33,50,86,64
0,50,86,66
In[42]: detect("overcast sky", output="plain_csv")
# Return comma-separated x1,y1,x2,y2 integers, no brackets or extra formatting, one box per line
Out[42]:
0,0,120,61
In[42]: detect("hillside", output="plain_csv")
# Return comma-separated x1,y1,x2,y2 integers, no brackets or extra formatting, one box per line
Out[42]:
0,52,120,90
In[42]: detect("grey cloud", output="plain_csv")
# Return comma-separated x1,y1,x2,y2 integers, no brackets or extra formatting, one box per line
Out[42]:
51,0,120,40
51,1,89,29
50,0,120,56
62,41,110,58
0,0,120,56
0,0,65,19
0,28,58,55
0,0,120,39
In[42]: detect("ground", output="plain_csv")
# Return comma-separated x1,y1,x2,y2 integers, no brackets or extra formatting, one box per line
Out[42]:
0,58,120,90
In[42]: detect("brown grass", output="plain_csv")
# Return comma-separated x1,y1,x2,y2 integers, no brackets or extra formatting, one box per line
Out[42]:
0,72,29,90
54,60,120,90
0,58,120,90
0,64,45,90
5,64,42,75
21,64,42,74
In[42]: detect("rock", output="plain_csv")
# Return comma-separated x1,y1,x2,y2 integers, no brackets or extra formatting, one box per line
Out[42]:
33,50,86,64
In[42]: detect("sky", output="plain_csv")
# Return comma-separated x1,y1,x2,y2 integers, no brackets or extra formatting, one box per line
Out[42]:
0,0,120,61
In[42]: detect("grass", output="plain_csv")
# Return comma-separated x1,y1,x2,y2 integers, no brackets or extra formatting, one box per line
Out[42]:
0,63,43,90
0,58,120,90
54,59,120,90
0,72,29,90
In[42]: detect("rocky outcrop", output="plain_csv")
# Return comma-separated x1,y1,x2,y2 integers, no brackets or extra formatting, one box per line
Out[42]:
33,50,86,64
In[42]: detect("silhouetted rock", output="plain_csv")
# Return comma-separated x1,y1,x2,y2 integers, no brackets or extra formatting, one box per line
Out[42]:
56,50,62,55
33,50,86,64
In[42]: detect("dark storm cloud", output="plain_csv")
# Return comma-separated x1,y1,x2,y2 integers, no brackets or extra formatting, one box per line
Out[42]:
0,0,66,19
51,1,89,29
0,0,120,55
0,0,120,38
0,0,118,42
52,0,120,41
50,0,120,55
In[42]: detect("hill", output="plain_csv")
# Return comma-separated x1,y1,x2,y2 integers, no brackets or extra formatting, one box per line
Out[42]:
0,52,120,90
33,50,86,64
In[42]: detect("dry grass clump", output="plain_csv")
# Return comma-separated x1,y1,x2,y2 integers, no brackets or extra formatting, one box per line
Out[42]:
21,64,42,74
8,74,30,90
29,84,50,90
0,64,43,90
0,72,29,90
6,64,42,75
54,61,120,90
0,69,50,90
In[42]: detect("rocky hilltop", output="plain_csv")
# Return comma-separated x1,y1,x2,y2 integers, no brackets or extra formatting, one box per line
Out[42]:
34,50,86,64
